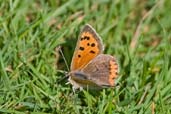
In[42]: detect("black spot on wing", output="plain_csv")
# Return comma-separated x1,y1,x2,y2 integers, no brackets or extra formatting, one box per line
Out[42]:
79,47,84,51
84,36,90,40
78,55,81,58
80,37,84,41
90,50,96,54
91,43,95,47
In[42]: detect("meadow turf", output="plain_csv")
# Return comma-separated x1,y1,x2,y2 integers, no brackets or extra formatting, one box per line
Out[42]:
0,0,171,113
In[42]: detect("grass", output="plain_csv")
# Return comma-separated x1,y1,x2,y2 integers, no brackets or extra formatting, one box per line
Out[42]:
0,0,171,113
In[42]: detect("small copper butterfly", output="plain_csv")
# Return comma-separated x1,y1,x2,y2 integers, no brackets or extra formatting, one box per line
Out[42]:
68,24,119,89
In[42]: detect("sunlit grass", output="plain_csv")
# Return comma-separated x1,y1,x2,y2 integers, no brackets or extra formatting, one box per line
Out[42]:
0,0,171,113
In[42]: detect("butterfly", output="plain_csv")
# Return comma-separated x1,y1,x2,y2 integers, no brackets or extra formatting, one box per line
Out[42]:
68,24,119,90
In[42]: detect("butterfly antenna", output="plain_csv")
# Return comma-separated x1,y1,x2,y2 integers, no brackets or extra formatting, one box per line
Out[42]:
56,46,70,83
57,73,69,83
56,46,70,72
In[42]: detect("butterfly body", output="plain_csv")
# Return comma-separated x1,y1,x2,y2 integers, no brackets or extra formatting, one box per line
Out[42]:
69,24,119,89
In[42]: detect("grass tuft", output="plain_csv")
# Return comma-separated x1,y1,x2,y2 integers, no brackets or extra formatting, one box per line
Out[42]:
0,0,171,113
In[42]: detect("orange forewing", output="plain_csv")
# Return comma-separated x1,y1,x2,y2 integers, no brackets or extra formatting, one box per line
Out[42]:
70,25,103,71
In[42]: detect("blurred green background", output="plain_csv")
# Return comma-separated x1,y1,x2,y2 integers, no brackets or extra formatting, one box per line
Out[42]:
0,0,171,113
